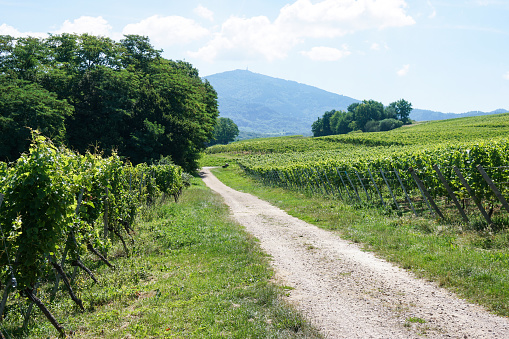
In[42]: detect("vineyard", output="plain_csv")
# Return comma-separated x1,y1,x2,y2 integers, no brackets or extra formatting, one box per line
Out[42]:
209,113,509,225
0,133,186,336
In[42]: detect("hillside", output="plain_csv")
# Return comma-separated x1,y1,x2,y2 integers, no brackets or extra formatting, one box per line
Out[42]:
205,70,359,136
205,70,506,136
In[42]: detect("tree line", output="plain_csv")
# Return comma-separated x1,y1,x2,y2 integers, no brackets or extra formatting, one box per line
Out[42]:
312,99,412,137
0,34,219,172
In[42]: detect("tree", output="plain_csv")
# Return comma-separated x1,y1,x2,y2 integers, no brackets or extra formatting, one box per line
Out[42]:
210,117,239,145
0,34,219,172
353,100,383,132
383,105,397,120
0,74,73,161
330,110,353,134
389,99,412,123
311,110,335,137
312,98,410,137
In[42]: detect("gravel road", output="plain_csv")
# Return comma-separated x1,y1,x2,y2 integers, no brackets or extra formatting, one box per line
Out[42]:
200,167,509,338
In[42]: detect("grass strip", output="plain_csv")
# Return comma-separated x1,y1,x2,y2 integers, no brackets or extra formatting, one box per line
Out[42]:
3,178,320,338
212,164,509,317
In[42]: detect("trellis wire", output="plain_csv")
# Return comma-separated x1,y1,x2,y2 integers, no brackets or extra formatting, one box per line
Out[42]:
241,163,509,225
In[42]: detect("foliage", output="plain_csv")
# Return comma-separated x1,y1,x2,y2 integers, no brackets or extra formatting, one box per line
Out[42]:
0,34,219,172
389,99,413,123
379,118,403,131
0,134,76,290
209,117,239,145
0,74,73,162
0,133,186,333
312,99,412,136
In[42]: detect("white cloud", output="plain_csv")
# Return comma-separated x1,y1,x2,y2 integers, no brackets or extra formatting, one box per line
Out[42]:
277,0,415,38
0,23,47,38
54,16,113,36
189,16,297,62
503,72,509,80
191,0,415,62
0,24,24,37
194,5,214,21
301,46,351,61
123,15,209,46
397,64,410,76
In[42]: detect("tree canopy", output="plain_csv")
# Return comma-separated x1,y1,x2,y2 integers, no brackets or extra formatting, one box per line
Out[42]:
0,34,219,172
312,99,411,137
209,117,239,145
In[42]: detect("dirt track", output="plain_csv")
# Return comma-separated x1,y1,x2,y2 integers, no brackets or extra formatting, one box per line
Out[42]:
200,167,509,338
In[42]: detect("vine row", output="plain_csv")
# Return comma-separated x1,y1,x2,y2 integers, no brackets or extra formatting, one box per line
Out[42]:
0,133,186,335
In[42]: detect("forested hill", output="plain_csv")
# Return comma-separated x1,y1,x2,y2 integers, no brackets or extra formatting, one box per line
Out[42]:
205,70,506,136
205,70,359,136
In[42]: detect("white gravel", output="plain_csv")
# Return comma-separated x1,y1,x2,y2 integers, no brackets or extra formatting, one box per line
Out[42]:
200,167,509,338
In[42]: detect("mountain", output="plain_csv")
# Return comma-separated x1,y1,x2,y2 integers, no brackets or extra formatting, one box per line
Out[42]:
205,70,359,136
410,108,508,121
205,69,507,136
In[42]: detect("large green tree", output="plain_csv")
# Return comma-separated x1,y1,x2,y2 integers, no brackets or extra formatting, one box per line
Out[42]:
389,99,413,123
353,100,384,132
311,110,335,137
0,34,219,172
0,75,73,161
210,117,239,145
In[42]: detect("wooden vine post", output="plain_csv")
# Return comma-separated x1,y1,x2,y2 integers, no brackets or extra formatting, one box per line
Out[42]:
380,169,400,211
336,168,353,201
477,165,509,214
25,288,65,337
408,167,445,220
394,168,417,216
103,187,109,239
355,170,370,201
326,170,343,199
453,166,492,225
315,169,329,195
345,171,361,202
433,165,469,223
368,168,385,208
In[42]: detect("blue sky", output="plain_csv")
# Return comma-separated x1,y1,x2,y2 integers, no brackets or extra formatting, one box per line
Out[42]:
1,0,508,113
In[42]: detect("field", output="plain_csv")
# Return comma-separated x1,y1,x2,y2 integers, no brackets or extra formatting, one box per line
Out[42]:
203,113,509,317
206,113,509,226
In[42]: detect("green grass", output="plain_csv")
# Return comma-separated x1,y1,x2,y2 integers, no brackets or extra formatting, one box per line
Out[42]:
198,152,237,168
212,164,509,317
2,178,320,338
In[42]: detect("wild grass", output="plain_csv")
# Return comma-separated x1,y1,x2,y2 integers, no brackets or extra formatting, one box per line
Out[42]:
213,165,509,317
2,178,320,338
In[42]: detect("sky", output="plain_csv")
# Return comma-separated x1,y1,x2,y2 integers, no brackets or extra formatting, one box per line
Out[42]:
1,0,508,113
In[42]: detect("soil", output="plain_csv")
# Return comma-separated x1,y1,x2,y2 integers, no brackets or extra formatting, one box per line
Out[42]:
200,167,509,338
